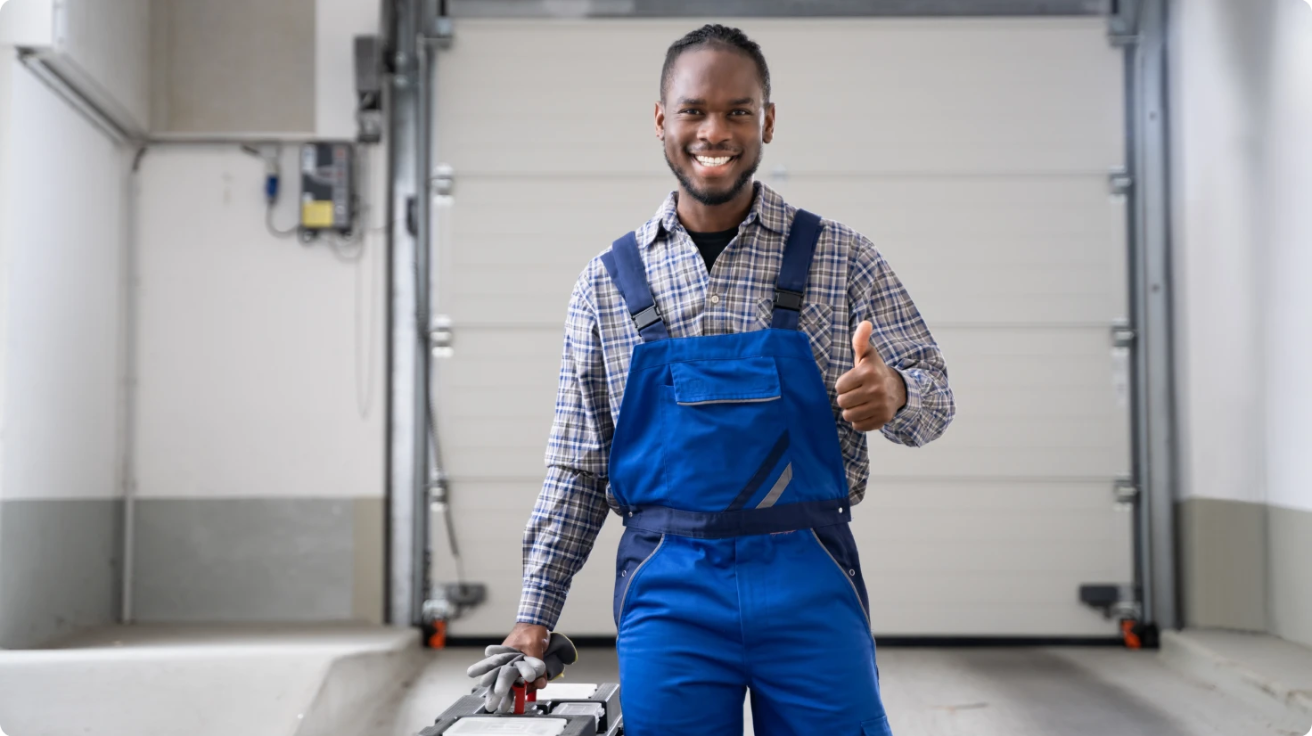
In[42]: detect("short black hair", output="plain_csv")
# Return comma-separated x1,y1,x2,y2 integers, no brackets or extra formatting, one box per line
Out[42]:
660,24,771,103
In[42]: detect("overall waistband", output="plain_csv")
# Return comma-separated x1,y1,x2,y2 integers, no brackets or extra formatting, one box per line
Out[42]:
619,499,851,539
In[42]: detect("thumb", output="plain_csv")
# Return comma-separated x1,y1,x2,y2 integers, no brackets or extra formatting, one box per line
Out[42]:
852,321,874,365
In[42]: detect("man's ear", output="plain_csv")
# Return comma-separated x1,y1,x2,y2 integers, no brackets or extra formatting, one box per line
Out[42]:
763,102,776,144
654,101,665,140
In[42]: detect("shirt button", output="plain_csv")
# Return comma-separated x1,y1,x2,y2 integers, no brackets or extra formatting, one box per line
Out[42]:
709,294,721,304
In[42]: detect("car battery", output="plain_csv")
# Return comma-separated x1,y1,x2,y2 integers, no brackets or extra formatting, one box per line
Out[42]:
416,682,623,736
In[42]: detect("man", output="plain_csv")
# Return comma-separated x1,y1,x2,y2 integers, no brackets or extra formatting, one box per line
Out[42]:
484,23,954,736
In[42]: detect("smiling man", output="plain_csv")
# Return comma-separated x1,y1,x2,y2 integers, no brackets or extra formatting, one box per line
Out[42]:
481,23,955,736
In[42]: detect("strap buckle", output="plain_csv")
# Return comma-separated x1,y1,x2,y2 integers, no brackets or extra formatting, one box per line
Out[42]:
773,288,804,312
632,304,662,331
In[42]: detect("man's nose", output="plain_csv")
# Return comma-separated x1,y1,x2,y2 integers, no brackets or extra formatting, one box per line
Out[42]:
698,114,732,146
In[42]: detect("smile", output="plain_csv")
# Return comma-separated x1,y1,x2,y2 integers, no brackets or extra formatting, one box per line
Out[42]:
692,154,736,169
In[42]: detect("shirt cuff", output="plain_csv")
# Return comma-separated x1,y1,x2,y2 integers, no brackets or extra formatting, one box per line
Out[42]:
515,581,567,631
882,367,923,436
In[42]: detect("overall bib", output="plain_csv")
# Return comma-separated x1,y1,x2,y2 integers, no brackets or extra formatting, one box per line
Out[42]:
600,210,893,736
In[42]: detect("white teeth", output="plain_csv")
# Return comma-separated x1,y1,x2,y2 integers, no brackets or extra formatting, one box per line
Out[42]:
695,155,732,166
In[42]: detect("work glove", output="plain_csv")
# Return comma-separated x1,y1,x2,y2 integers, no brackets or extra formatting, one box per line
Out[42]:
466,632,578,714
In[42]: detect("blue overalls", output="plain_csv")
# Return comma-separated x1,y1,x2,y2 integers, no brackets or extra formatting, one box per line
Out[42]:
600,210,893,736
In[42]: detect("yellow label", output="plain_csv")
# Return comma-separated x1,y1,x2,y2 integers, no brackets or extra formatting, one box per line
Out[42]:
302,201,335,228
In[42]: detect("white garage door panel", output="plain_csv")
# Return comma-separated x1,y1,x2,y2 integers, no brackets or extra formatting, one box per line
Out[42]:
855,478,1132,634
434,479,626,636
434,327,1130,481
438,19,1121,177
777,177,1128,327
435,178,671,325
872,326,1130,479
432,17,1131,637
439,176,1126,328
872,605,1114,637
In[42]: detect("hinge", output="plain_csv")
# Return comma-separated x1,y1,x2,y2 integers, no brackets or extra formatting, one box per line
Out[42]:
432,164,455,197
1114,478,1139,509
1111,319,1136,348
1109,167,1134,196
1107,30,1140,48
429,314,454,358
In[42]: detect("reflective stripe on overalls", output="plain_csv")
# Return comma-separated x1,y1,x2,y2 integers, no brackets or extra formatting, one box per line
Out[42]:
600,210,893,736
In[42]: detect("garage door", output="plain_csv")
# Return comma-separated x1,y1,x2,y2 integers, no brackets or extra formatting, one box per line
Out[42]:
428,17,1133,637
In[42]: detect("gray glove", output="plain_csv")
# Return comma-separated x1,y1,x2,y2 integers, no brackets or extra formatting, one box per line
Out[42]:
465,633,578,714
466,645,547,714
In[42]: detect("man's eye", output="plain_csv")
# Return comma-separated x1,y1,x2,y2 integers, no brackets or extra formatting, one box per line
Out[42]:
680,109,701,115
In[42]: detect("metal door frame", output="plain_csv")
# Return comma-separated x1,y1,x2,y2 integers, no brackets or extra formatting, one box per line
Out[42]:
382,0,1180,640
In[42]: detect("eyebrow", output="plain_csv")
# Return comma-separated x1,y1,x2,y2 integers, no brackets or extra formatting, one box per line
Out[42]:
676,97,758,106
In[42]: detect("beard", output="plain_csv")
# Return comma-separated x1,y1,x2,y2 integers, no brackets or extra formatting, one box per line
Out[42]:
664,145,762,207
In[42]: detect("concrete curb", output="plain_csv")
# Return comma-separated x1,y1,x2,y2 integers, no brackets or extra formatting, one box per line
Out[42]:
1160,630,1312,733
295,631,428,736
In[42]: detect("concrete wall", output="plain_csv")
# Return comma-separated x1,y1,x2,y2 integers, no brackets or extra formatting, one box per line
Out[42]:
127,0,388,624
0,54,129,647
1170,0,1312,647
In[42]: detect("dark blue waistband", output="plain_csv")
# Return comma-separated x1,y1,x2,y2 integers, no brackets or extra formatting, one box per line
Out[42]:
619,499,851,539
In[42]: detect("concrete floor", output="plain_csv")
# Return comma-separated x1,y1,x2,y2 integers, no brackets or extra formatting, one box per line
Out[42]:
1,629,1302,736
380,645,1304,736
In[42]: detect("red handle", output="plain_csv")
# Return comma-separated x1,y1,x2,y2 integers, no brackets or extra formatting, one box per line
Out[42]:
513,684,527,714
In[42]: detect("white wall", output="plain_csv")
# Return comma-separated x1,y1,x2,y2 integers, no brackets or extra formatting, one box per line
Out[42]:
0,56,127,503
1170,0,1312,514
0,49,129,646
0,0,54,47
1170,0,1312,647
133,143,386,500
133,0,386,502
1169,0,1271,507
0,0,151,133
1261,0,1312,516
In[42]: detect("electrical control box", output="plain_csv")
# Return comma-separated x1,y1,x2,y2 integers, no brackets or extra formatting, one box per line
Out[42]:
300,141,355,233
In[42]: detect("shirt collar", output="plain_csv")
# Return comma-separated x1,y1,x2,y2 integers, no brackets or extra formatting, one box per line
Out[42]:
637,180,790,248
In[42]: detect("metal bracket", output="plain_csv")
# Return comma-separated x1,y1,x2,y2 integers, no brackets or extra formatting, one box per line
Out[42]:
1108,31,1140,48
430,314,454,358
432,164,455,197
1111,319,1137,348
1114,478,1139,509
1109,167,1134,196
1079,583,1142,621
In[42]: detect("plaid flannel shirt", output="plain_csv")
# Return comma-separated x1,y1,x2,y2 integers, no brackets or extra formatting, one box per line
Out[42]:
517,182,955,629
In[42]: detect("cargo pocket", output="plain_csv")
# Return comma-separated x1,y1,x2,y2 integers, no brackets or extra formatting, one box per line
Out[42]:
861,714,892,735
662,357,791,511
614,528,665,628
810,523,872,626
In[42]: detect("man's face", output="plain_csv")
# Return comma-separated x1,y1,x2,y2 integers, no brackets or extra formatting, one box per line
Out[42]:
656,47,775,207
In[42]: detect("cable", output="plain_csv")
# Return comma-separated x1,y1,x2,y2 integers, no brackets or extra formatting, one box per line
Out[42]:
244,143,300,239
265,205,299,239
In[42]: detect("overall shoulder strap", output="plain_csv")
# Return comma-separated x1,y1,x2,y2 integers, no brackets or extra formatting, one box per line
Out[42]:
600,231,671,342
771,209,823,330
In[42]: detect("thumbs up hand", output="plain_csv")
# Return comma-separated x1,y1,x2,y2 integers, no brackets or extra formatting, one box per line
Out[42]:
835,321,907,432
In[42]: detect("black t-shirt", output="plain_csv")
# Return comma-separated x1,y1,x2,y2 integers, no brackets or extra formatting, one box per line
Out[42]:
687,226,739,272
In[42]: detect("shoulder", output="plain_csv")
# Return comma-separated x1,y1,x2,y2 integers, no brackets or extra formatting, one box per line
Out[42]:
803,210,885,282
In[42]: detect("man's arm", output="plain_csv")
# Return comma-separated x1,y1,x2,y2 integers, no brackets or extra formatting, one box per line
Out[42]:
849,237,955,447
515,275,614,631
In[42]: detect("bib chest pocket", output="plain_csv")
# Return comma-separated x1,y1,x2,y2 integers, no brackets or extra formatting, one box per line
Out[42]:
660,356,793,511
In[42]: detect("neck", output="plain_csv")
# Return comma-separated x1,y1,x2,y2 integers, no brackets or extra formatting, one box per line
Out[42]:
676,182,755,233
